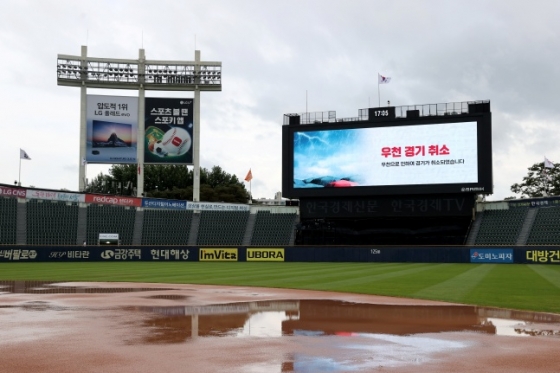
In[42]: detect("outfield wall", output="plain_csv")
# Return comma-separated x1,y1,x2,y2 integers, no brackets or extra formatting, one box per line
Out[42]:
0,246,558,264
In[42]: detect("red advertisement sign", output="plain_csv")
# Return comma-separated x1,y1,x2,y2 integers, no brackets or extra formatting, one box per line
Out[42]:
85,194,141,207
0,186,26,198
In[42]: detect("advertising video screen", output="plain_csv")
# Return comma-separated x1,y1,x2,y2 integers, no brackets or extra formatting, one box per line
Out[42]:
282,114,492,198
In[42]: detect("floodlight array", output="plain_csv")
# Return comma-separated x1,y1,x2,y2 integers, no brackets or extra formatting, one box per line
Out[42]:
57,57,221,89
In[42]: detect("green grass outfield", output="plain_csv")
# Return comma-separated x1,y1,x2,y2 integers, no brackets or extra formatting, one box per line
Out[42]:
1,262,559,314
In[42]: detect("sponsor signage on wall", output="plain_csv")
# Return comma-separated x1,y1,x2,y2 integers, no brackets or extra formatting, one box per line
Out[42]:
26,189,85,203
85,194,142,207
199,248,238,261
0,186,26,198
142,198,187,210
246,248,285,261
187,202,250,211
470,249,513,263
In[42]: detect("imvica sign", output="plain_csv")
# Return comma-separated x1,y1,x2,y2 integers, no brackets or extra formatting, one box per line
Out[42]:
247,248,285,261
199,248,238,261
85,194,142,207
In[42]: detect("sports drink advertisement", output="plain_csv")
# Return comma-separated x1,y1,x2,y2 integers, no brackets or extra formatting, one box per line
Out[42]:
144,98,194,164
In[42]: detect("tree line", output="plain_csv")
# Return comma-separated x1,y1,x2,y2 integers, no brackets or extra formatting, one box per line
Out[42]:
86,164,250,203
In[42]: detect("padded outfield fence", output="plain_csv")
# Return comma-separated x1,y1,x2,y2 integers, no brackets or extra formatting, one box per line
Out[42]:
0,245,558,264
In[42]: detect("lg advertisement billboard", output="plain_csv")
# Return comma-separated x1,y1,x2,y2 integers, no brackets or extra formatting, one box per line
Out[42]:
282,113,492,198
86,95,138,164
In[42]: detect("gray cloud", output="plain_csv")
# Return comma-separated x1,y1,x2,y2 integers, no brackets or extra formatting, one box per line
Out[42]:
1,0,559,200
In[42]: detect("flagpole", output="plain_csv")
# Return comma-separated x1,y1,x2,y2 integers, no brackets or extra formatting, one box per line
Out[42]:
544,167,549,196
18,157,21,186
84,161,87,191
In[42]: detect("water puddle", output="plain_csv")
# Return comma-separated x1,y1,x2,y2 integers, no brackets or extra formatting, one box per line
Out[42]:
133,299,560,341
1,281,559,372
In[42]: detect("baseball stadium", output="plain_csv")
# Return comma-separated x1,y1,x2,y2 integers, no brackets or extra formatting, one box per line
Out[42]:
1,48,559,373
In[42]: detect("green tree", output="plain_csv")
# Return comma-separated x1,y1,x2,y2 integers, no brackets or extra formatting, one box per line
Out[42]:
510,161,559,198
86,164,249,203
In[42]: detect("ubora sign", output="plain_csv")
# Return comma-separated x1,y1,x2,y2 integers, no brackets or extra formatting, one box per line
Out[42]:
247,248,285,261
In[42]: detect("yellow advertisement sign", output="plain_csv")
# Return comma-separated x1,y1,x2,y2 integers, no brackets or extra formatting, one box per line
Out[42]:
199,248,238,261
247,248,285,262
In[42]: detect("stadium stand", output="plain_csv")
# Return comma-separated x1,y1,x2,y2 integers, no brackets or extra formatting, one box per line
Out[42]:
9,188,560,247
526,206,560,245
196,210,249,245
474,207,529,245
0,197,18,245
85,204,136,245
26,199,79,246
250,211,297,246
142,209,194,245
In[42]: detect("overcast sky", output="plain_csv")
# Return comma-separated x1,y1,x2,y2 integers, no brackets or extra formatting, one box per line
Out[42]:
1,0,559,201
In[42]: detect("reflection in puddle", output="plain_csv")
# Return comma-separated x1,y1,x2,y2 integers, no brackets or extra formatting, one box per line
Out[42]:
132,300,560,343
2,281,560,372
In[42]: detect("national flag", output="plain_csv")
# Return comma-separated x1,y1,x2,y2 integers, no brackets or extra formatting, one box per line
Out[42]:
378,73,391,84
244,169,253,182
544,157,554,169
20,149,31,160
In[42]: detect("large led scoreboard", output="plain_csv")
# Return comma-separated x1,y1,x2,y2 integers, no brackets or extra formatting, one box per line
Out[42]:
282,101,492,199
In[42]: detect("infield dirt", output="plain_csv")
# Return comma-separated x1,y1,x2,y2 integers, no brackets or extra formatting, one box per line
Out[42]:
1,281,559,373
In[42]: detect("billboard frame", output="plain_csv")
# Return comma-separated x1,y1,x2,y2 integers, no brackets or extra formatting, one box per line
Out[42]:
57,46,221,201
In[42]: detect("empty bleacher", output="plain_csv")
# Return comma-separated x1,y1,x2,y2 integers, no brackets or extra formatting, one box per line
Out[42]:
0,197,18,245
526,207,560,245
250,211,297,246
26,199,79,246
474,208,529,245
86,204,136,245
196,210,249,246
142,209,194,245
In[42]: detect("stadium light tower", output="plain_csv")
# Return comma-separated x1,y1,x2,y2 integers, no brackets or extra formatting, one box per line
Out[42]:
57,46,222,201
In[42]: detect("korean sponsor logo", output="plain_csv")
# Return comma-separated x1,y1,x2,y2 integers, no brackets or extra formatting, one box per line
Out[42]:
101,250,115,260
0,186,26,198
526,249,560,263
58,193,84,202
151,249,190,260
142,199,187,209
187,202,250,211
26,190,84,202
199,248,238,261
100,249,141,260
246,249,284,261
0,249,37,260
470,249,513,263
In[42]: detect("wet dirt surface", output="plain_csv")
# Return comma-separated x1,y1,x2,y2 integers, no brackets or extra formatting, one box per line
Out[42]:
1,281,559,373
